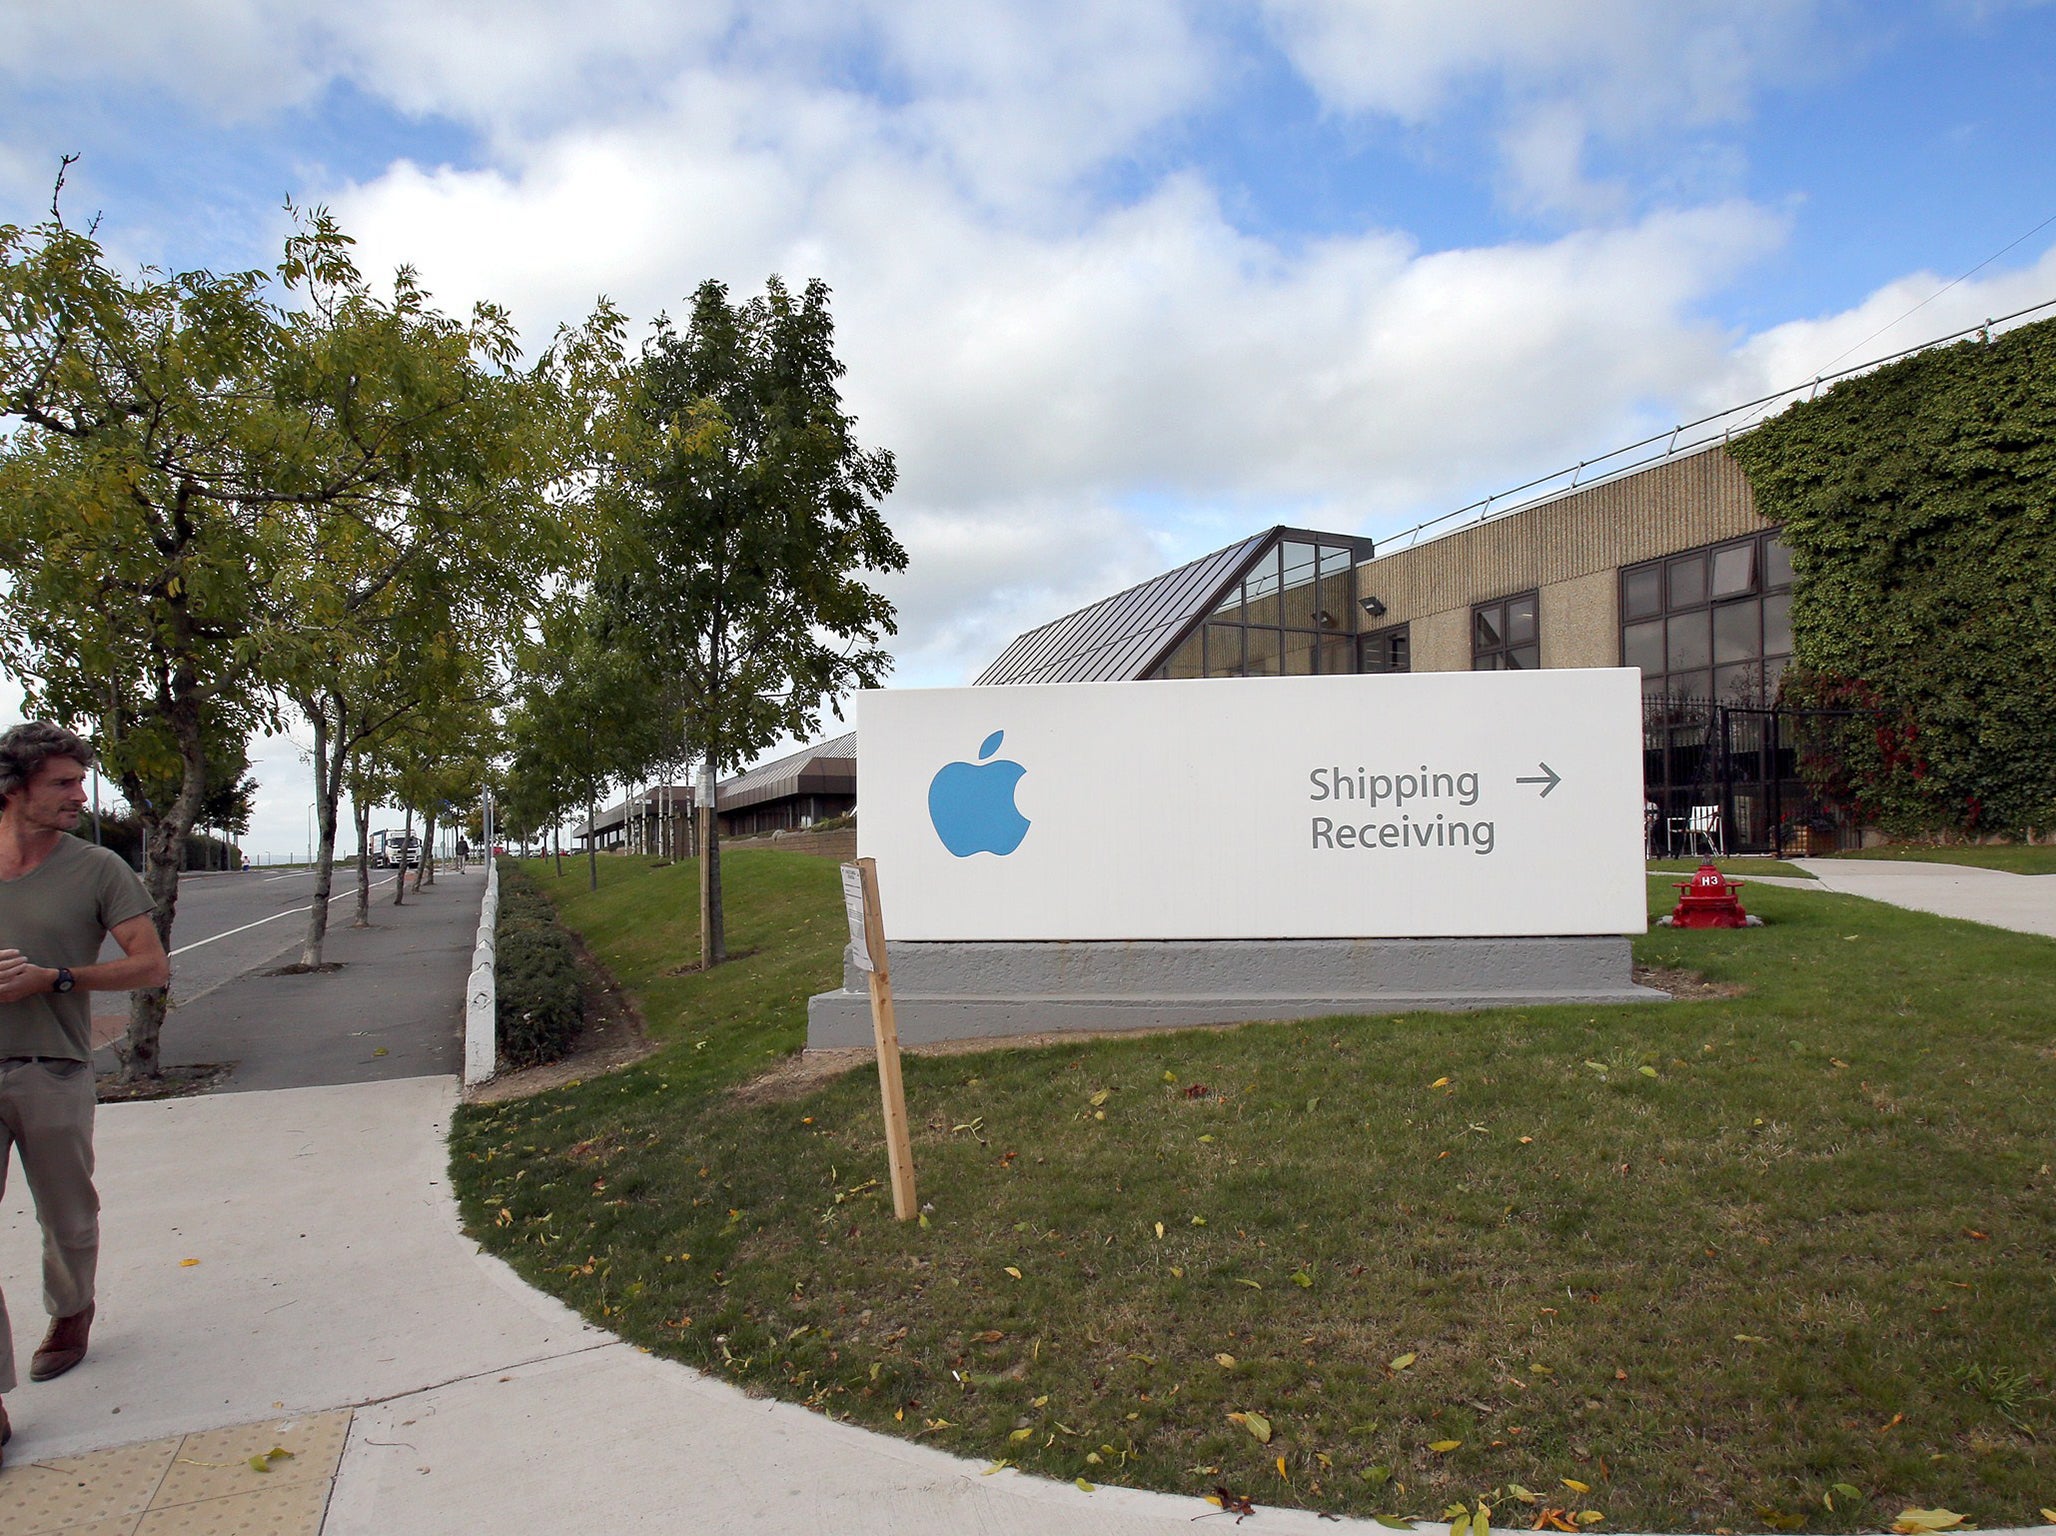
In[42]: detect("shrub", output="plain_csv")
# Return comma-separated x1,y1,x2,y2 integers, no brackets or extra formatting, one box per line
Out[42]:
493,861,584,1068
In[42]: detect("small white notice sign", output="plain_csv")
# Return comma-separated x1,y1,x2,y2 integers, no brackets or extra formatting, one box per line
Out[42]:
840,862,875,972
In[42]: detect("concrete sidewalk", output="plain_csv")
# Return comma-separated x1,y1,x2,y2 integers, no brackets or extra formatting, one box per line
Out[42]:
2,1078,1391,1534
1792,857,2056,938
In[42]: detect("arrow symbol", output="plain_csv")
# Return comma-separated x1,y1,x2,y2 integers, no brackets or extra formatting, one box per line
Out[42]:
1516,762,1561,798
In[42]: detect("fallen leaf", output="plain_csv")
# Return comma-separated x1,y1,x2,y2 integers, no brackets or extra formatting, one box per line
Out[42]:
983,1460,1011,1475
1732,1334,1768,1344
1891,1510,1969,1534
180,1258,201,1267
1003,1266,1022,1279
1389,1352,1417,1371
1090,1089,1110,1107
1228,1410,1274,1443
1009,1428,1033,1443
1375,1518,1417,1530
1236,1278,1263,1290
1430,1077,1451,1088
1637,1066,1657,1078
1576,1513,1604,1526
1276,1455,1289,1480
1562,1479,1590,1494
1509,1485,1540,1504
372,1046,388,1057
1076,1477,1096,1492
1428,1439,1462,1454
1212,1486,1258,1517
1216,1353,1238,1368
1519,1136,1534,1144
1292,1270,1314,1288
1155,1222,1165,1239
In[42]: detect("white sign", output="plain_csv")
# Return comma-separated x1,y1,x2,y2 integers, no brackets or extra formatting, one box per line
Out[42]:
856,671,1647,941
840,862,876,972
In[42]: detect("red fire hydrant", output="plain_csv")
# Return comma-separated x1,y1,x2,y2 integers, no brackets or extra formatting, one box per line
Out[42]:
1661,862,1760,929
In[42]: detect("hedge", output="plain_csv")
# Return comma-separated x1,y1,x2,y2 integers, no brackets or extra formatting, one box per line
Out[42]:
492,861,584,1068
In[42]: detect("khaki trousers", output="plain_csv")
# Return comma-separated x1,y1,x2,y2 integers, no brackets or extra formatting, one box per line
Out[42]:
0,1057,99,1394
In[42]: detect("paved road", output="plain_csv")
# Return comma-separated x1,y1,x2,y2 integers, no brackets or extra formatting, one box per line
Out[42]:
91,863,477,1093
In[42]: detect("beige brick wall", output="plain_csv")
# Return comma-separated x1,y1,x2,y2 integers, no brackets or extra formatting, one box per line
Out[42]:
1355,445,1773,672
1540,568,1620,669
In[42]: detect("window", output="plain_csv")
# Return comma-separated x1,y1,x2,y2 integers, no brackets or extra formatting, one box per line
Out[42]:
1621,531,1793,707
1155,534,1375,679
1473,591,1539,670
1361,624,1409,674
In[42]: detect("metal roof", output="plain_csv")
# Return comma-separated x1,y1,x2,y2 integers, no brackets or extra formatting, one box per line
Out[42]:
973,526,1374,686
717,731,857,813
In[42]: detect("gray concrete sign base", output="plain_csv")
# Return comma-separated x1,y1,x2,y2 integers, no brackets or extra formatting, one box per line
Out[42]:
807,936,1662,1048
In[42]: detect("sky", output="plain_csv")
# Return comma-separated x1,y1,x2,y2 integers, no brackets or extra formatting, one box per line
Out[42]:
4,0,2055,857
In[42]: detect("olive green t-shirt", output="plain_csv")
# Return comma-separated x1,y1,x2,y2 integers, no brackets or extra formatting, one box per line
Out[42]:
0,836,155,1061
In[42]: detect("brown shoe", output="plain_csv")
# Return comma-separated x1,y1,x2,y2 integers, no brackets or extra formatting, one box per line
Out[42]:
30,1302,94,1382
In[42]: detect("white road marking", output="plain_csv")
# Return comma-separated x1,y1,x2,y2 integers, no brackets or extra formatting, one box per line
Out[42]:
170,874,398,956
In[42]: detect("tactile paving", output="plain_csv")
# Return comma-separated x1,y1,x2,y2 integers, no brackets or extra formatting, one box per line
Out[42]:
151,1412,350,1504
0,1410,349,1536
132,1476,331,1534
0,1435,181,1528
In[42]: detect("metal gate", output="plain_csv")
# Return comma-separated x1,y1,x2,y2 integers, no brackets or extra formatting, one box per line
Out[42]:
1642,698,1869,857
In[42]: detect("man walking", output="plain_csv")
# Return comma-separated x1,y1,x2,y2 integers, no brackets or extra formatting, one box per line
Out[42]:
0,723,168,1467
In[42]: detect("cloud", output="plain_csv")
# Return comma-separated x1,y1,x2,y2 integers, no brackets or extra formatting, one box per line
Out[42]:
1257,0,1838,217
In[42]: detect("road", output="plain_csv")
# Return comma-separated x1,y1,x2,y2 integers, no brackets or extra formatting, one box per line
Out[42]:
90,860,476,1091
157,865,401,1006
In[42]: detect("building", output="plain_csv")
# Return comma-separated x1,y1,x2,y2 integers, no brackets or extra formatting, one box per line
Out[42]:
572,784,698,855
972,445,1803,854
715,731,856,836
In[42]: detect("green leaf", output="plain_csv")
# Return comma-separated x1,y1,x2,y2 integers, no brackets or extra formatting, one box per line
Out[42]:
1229,1410,1273,1444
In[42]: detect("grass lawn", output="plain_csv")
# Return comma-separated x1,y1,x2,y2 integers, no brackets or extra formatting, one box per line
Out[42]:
1815,847,2056,877
454,853,2055,1533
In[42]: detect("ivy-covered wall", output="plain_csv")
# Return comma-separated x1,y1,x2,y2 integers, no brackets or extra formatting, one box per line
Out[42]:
1729,316,2056,838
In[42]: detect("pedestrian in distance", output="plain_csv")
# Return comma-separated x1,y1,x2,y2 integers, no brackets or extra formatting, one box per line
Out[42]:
0,722,169,1469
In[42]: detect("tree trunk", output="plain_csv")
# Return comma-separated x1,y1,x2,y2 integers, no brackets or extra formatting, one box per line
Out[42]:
586,793,598,891
699,793,726,967
394,804,413,905
418,811,436,889
118,709,208,1080
353,798,374,927
553,819,563,877
299,699,346,968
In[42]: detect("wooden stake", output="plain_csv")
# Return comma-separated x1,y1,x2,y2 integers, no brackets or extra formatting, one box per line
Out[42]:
844,858,917,1220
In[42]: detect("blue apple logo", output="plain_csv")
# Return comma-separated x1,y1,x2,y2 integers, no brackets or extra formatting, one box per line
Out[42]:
928,729,1031,857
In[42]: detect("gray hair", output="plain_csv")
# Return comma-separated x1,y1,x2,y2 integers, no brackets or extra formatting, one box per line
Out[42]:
0,721,95,810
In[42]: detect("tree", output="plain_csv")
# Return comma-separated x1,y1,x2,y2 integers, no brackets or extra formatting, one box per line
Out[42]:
599,276,905,961
268,234,596,965
2,177,598,1070
506,593,669,891
1,174,305,1075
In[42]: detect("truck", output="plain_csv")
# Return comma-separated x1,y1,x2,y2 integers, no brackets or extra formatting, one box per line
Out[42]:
370,829,423,868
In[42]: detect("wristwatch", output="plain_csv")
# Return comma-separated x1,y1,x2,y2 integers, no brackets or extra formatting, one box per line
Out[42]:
52,967,75,994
